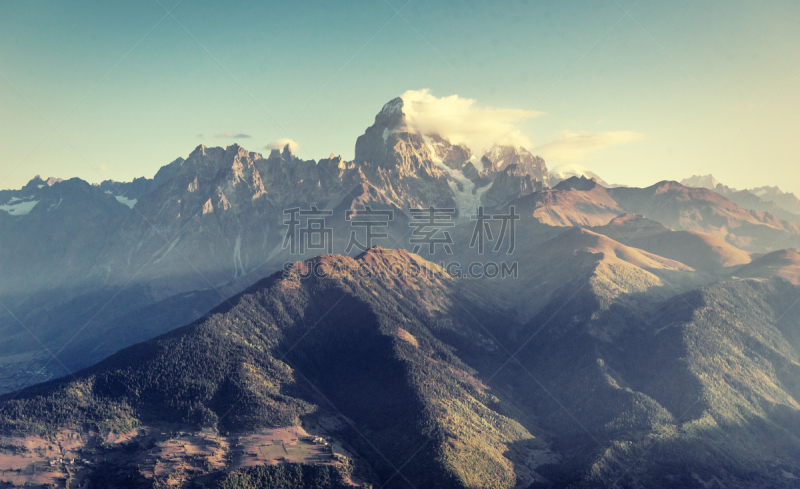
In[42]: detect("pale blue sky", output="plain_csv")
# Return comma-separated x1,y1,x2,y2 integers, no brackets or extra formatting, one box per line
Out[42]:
1,0,798,192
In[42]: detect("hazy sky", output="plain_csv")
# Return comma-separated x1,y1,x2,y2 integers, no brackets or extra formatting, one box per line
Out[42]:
1,0,798,193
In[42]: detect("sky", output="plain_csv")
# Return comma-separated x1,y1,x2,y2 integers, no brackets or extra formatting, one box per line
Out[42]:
1,0,799,193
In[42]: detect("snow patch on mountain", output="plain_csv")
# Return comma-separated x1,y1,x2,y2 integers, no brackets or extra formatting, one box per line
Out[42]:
48,198,62,212
0,199,39,216
380,97,403,116
445,175,491,219
104,190,137,208
468,155,484,171
114,195,137,209
233,234,245,277
424,136,488,218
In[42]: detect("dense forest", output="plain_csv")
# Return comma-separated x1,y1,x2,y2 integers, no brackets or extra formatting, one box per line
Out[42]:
214,464,351,489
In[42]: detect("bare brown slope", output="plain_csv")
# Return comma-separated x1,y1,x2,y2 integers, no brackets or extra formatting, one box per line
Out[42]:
607,181,800,252
735,248,800,284
592,213,752,270
503,227,692,321
511,176,623,227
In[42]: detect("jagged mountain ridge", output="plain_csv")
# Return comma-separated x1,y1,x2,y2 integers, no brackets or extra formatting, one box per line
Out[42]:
1,96,547,299
681,174,800,222
2,94,800,401
0,96,551,394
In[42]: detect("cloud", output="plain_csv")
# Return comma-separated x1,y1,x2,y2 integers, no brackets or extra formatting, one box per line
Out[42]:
550,162,592,176
98,164,109,172
265,138,301,153
398,89,542,153
215,132,251,139
196,134,204,138
535,130,644,162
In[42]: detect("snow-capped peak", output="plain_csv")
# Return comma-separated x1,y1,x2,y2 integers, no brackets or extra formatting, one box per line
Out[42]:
680,174,720,190
549,163,610,188
380,97,403,117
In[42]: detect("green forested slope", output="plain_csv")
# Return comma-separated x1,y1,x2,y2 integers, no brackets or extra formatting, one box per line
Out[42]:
2,245,800,488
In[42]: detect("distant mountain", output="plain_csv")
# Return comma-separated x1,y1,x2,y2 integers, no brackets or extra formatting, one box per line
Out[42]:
548,163,612,188
736,248,800,284
607,180,800,251
482,144,550,183
751,185,800,214
681,174,800,222
497,225,694,322
511,176,623,227
96,156,185,203
0,176,131,297
679,174,721,190
591,213,752,270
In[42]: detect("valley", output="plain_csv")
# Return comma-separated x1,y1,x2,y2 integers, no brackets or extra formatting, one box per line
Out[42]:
0,423,359,488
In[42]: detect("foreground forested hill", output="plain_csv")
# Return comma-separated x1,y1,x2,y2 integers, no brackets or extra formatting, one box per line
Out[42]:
2,245,800,488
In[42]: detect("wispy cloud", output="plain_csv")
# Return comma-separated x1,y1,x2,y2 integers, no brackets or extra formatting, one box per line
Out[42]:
265,138,301,153
399,89,543,153
215,132,251,139
536,130,644,162
98,164,110,172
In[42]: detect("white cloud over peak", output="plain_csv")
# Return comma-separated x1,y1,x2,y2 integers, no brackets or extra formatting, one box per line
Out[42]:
535,130,644,162
265,138,301,153
398,89,542,153
550,162,592,176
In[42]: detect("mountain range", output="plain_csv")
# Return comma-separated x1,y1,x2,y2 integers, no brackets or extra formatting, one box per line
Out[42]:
680,174,800,223
1,95,800,488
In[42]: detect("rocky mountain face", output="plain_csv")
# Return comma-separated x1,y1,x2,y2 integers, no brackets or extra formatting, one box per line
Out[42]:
0,97,548,392
483,144,550,183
